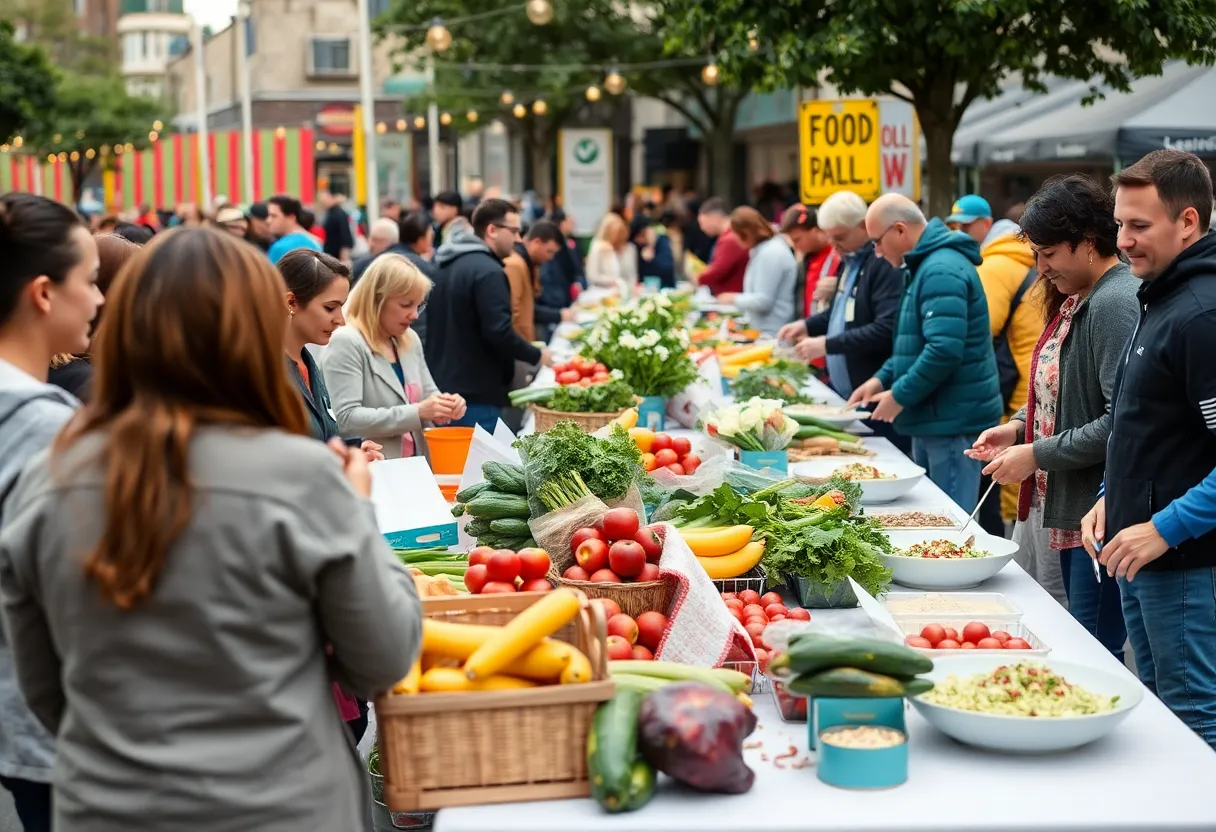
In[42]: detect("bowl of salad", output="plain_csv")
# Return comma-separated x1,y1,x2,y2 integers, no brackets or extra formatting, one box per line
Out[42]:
880,530,1018,590
910,657,1143,753
789,458,925,504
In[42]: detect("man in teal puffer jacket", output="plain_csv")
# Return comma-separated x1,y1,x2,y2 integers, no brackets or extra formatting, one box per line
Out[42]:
848,194,1003,511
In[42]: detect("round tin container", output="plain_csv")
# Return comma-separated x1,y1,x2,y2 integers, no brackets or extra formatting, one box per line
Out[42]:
817,724,908,789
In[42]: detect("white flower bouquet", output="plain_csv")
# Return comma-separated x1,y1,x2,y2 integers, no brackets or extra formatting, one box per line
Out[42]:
581,296,700,398
702,397,798,451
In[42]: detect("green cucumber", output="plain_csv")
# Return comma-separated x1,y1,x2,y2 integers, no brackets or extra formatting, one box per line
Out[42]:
489,517,532,537
621,759,656,812
451,503,465,518
788,666,925,699
588,689,649,812
465,492,531,520
456,481,492,503
777,634,933,678
649,499,688,523
793,423,857,444
483,462,528,496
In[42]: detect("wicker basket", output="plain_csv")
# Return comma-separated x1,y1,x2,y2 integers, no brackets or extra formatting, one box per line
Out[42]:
374,591,613,813
531,403,630,434
553,575,675,619
712,565,768,598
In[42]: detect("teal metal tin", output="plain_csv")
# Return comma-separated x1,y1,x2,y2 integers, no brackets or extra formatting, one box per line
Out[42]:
739,449,788,472
637,396,667,431
817,725,908,789
809,696,906,751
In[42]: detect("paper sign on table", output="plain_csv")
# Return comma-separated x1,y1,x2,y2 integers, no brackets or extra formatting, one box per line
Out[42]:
492,420,521,460
369,456,459,549
849,576,907,642
455,425,520,551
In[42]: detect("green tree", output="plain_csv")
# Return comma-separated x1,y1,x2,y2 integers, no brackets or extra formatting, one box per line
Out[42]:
31,73,166,204
0,20,59,144
0,0,117,75
666,0,1216,217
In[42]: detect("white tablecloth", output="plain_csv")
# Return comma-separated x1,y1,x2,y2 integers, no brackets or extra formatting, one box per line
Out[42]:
436,337,1216,832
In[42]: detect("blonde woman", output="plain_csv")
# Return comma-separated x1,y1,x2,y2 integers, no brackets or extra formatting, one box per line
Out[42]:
321,254,466,460
586,212,638,298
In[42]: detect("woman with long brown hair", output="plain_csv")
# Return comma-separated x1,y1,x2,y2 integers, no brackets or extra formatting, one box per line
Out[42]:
0,228,421,831
716,206,798,336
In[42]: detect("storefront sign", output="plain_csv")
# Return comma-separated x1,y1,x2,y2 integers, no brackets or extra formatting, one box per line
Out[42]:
799,98,921,204
559,128,613,236
878,100,921,200
317,104,356,136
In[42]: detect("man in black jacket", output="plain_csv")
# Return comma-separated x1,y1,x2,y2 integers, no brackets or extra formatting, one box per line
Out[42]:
1081,149,1216,750
424,199,552,432
777,189,906,451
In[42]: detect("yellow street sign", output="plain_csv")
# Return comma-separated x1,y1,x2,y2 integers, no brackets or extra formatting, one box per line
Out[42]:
799,99,881,204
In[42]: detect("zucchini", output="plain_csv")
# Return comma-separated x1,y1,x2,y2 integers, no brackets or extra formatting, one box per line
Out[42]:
793,423,857,444
465,492,531,520
622,759,656,812
775,633,933,678
483,462,528,496
787,666,925,699
588,689,651,812
456,481,493,504
489,517,532,537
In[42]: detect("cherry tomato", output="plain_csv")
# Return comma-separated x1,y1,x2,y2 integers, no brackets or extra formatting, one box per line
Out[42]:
651,434,674,453
942,627,959,642
578,377,593,387
905,635,933,649
785,607,811,621
764,603,788,618
593,363,608,375
557,370,581,385
680,454,702,474
936,639,961,649
760,591,783,607
665,462,686,475
960,642,977,649
976,637,1004,650
591,372,611,383
962,622,991,644
671,436,693,456
552,362,569,375
1005,637,1032,650
653,448,679,467
990,630,1012,644
920,624,946,646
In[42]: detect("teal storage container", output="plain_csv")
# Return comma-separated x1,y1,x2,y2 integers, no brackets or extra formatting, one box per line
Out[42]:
638,396,667,431
809,696,906,751
739,449,788,472
817,725,908,789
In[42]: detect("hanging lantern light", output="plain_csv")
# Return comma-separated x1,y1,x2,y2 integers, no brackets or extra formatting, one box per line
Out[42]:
69,151,80,162
532,99,548,116
396,118,407,131
47,153,56,163
426,18,452,52
85,148,96,159
152,120,164,132
413,115,426,129
439,112,453,126
701,62,720,86
148,130,159,142
525,0,553,25
12,136,23,148
500,90,515,106
466,109,479,123
375,121,387,134
585,84,602,102
604,68,626,95
512,103,527,119
747,29,760,51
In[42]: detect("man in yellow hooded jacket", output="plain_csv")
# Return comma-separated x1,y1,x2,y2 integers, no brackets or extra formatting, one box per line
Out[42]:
948,195,1044,523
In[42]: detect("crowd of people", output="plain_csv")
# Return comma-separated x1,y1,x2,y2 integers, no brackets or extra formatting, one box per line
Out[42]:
0,147,1213,829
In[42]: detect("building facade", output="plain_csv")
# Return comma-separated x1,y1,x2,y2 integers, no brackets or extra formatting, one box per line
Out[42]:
118,0,190,98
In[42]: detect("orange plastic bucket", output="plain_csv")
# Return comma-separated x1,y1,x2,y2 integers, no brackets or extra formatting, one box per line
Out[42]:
425,427,475,476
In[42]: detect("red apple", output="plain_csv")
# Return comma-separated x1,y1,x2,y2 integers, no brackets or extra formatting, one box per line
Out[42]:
633,526,663,562
680,454,702,474
601,507,641,542
519,578,553,593
637,562,661,582
653,448,679,468
486,550,521,584
606,635,634,661
468,546,495,567
608,539,646,578
575,538,609,573
635,611,669,652
630,645,655,661
480,581,517,594
562,565,591,582
607,613,639,644
517,548,551,581
464,563,489,594
589,569,621,583
570,527,603,552
592,598,622,620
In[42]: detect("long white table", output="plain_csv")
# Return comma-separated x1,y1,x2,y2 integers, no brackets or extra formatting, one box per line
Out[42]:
434,346,1216,832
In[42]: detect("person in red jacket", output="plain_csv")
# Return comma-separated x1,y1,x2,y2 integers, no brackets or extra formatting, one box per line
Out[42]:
695,197,747,295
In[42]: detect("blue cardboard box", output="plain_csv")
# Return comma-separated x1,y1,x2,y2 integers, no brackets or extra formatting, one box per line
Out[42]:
637,395,667,431
739,449,788,472
370,457,460,549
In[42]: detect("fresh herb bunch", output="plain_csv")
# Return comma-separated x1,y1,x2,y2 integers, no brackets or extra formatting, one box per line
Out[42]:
537,471,594,512
580,294,699,398
515,422,648,514
730,360,815,404
548,377,636,413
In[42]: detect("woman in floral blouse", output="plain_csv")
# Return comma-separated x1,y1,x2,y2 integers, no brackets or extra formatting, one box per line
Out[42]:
967,175,1140,660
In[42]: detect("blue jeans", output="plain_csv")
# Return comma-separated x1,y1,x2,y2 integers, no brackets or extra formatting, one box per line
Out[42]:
1059,546,1127,664
450,404,502,434
911,435,981,513
1120,567,1216,750
0,775,51,832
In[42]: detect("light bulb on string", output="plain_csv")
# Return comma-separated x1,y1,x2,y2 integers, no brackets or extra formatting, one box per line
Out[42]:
12,136,22,148
69,151,80,162
113,145,122,156
532,99,547,116
466,109,479,123
426,18,452,52
375,121,387,135
585,85,602,102
75,129,85,140
152,120,164,132
440,112,453,126
148,131,159,142
525,0,553,25
701,62,720,86
46,153,56,163
604,68,626,95
274,126,286,138
52,133,62,144
57,152,67,162
500,90,515,106
0,145,8,154
396,118,407,131
100,144,111,155
413,116,426,129
316,140,326,151
124,143,134,152
85,148,96,159
512,103,527,119
747,29,760,51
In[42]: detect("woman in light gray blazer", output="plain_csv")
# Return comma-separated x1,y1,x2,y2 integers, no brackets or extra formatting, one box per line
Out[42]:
0,229,420,832
716,206,798,336
323,253,467,460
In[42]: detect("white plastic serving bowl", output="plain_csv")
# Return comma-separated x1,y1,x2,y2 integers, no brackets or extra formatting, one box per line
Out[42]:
785,403,873,428
789,457,925,503
880,529,1018,590
910,655,1144,754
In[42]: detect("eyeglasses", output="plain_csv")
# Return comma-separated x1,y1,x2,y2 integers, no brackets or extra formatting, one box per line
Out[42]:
869,223,900,246
495,224,522,236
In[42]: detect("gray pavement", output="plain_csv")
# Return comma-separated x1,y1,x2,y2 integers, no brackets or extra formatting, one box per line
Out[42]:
1,788,18,832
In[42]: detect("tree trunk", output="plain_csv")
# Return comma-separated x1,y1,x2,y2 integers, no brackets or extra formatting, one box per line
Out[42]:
706,126,736,203
528,131,553,200
915,78,961,220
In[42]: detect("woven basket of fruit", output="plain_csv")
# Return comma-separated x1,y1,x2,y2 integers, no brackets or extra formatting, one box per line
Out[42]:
532,404,632,434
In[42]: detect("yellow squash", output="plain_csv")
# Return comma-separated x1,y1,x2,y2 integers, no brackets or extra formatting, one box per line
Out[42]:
392,658,423,694
558,649,593,684
719,344,774,367
696,541,765,579
463,588,582,680
614,407,639,430
679,525,754,557
422,619,577,682
419,667,537,693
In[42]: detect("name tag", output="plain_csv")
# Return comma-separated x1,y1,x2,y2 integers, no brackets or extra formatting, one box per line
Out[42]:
845,298,856,323
328,407,338,420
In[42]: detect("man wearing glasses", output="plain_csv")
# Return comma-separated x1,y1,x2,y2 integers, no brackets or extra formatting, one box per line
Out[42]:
847,194,1003,512
425,198,555,433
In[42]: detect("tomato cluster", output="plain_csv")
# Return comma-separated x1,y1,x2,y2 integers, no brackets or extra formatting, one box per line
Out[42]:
631,429,703,476
720,589,811,672
464,547,552,594
904,621,1032,651
594,597,670,662
553,356,611,387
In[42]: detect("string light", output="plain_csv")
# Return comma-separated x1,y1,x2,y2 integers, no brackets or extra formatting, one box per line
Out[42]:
85,148,96,159
701,62,720,86
440,112,453,126
274,126,286,138
152,119,164,131
532,99,547,116
52,133,62,144
375,121,387,134
114,145,123,155
512,103,527,119
124,143,134,152
585,85,602,102
12,136,22,148
426,18,452,52
747,29,760,51
75,129,85,140
100,144,111,154
57,152,67,162
46,153,56,163
0,144,8,153
466,109,479,122
604,68,626,95
413,116,426,129
525,0,553,25
148,131,159,142
328,142,339,152
316,140,326,151
396,118,407,131
69,151,80,162
500,90,515,105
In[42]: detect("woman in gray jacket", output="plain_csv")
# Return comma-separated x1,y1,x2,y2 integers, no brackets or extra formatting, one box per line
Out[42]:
0,229,421,832
968,175,1139,661
323,254,466,460
716,206,798,336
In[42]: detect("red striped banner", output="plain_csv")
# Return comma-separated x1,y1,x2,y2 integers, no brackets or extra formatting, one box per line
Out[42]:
208,133,217,202
251,133,262,202
274,131,287,194
114,165,123,210
153,141,164,209
300,128,315,205
133,151,143,206
52,161,62,202
10,157,19,191
26,157,36,195
173,135,184,205
228,131,240,203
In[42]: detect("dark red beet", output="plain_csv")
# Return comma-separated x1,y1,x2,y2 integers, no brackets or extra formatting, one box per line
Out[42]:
637,682,757,794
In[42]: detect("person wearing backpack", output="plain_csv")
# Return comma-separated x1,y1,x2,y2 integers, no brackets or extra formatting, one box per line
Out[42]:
948,195,1043,535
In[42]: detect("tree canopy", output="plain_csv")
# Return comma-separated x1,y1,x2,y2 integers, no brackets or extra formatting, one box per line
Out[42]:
664,0,1216,215
0,20,59,145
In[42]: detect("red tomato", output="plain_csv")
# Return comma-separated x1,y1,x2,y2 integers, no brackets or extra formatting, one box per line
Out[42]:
728,606,744,623
754,648,769,673
665,462,686,476
552,362,569,375
519,578,553,593
557,370,581,385
464,563,489,594
589,568,621,583
650,434,674,453
1005,637,1032,650
905,635,933,649
593,363,609,375
960,642,977,649
575,538,609,573
920,624,946,646
721,592,738,601
723,598,744,610
591,372,611,383
578,378,593,387
742,603,766,618
467,546,495,567
744,621,767,642
976,637,1004,650
786,607,812,621
570,527,602,552
630,645,654,661
608,539,647,578
592,598,622,619
480,581,518,594
601,507,641,542
760,591,783,607
962,622,991,644
764,603,789,618
562,565,591,582
579,363,597,378
942,627,959,642
636,562,660,582
936,639,962,649
768,614,786,622
671,436,692,456
653,448,679,467
739,589,761,606
486,550,521,583
990,630,1012,644
516,548,551,580
681,454,702,474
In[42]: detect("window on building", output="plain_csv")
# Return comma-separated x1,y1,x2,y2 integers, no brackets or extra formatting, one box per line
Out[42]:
168,34,188,57
369,0,391,17
309,37,352,76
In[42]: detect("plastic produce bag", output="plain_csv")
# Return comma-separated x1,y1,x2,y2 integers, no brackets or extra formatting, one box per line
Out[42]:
531,494,611,575
645,438,735,497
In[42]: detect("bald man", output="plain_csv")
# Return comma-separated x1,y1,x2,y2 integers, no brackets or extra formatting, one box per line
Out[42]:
846,193,1002,512
350,218,401,283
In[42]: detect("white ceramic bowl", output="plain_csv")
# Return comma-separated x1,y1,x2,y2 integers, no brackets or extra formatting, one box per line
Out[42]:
881,530,1018,590
785,404,873,428
789,457,925,503
910,655,1144,754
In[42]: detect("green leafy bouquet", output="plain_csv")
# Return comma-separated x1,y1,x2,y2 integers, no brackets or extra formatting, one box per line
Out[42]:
581,294,700,398
547,376,636,413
